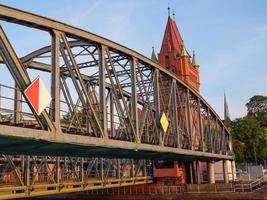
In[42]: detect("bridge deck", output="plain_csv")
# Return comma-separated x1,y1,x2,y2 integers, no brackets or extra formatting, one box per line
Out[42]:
0,125,232,161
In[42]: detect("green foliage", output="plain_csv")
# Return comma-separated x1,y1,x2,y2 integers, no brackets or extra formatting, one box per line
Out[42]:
231,95,267,164
246,95,267,127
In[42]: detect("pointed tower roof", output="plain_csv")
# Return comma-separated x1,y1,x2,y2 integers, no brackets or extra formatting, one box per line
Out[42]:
192,50,199,66
151,46,157,62
224,92,231,121
181,45,188,57
160,16,184,54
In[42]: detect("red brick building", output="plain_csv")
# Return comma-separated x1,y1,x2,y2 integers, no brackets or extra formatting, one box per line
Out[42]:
154,15,200,92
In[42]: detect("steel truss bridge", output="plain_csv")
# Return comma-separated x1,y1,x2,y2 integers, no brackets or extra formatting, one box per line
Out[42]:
0,4,234,199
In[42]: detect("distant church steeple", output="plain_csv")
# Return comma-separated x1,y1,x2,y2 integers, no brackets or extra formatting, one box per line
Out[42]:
224,91,231,127
151,46,157,62
224,92,231,121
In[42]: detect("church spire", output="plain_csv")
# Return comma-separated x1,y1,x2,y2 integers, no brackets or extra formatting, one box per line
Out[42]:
192,50,199,66
224,91,231,121
151,46,157,62
159,14,184,54
181,45,188,57
157,8,200,92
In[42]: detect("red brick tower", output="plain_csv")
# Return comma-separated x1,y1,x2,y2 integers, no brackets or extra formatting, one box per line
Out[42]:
157,16,200,92
152,12,202,186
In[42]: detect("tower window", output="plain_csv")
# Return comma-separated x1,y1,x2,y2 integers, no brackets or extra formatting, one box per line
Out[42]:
165,56,170,67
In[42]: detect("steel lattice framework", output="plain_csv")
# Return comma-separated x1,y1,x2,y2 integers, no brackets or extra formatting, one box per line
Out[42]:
0,4,233,161
0,4,235,199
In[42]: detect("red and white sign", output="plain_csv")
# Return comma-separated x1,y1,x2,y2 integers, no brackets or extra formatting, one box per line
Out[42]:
24,76,51,115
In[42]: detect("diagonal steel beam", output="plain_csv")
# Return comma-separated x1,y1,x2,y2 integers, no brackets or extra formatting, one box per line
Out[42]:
172,80,180,148
0,26,55,132
105,47,136,141
4,155,24,186
59,33,104,137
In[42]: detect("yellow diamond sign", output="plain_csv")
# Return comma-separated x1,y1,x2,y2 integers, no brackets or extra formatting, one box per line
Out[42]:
160,112,169,133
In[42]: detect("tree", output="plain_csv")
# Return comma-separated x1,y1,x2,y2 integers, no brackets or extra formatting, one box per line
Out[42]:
231,117,266,164
246,95,267,127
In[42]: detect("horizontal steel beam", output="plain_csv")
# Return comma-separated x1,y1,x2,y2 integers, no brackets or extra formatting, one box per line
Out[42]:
0,125,234,161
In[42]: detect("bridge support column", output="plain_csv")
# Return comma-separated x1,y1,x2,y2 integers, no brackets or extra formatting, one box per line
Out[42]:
223,160,229,183
208,160,215,184
196,161,201,184
231,160,236,182
184,162,194,184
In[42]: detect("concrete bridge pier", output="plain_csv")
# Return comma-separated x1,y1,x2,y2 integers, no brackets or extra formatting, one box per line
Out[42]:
208,160,215,184
223,160,229,183
231,160,236,181
184,161,197,184
195,161,201,184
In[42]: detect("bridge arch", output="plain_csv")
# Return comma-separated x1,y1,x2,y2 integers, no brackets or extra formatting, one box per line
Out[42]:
0,4,233,161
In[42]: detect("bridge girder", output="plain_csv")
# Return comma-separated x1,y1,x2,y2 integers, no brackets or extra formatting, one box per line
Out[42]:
0,4,233,161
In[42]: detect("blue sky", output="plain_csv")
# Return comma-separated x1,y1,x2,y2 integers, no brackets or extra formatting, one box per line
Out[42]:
0,0,266,119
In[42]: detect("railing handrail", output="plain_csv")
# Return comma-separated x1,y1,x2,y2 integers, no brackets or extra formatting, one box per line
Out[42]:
234,175,266,192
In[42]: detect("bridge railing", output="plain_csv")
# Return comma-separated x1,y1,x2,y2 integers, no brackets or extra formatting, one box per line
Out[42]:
233,176,267,192
0,155,152,199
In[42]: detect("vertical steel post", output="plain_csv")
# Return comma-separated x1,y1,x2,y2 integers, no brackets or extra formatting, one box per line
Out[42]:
110,92,114,138
172,80,180,148
50,30,61,130
25,155,30,187
99,45,107,138
100,158,104,181
14,83,21,123
221,127,225,154
55,157,60,185
80,157,84,184
131,159,135,178
229,131,233,155
116,159,120,180
186,89,192,150
207,108,211,152
44,156,47,181
130,58,139,143
21,155,25,178
143,160,147,177
198,98,204,152
154,69,162,145
214,119,218,153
